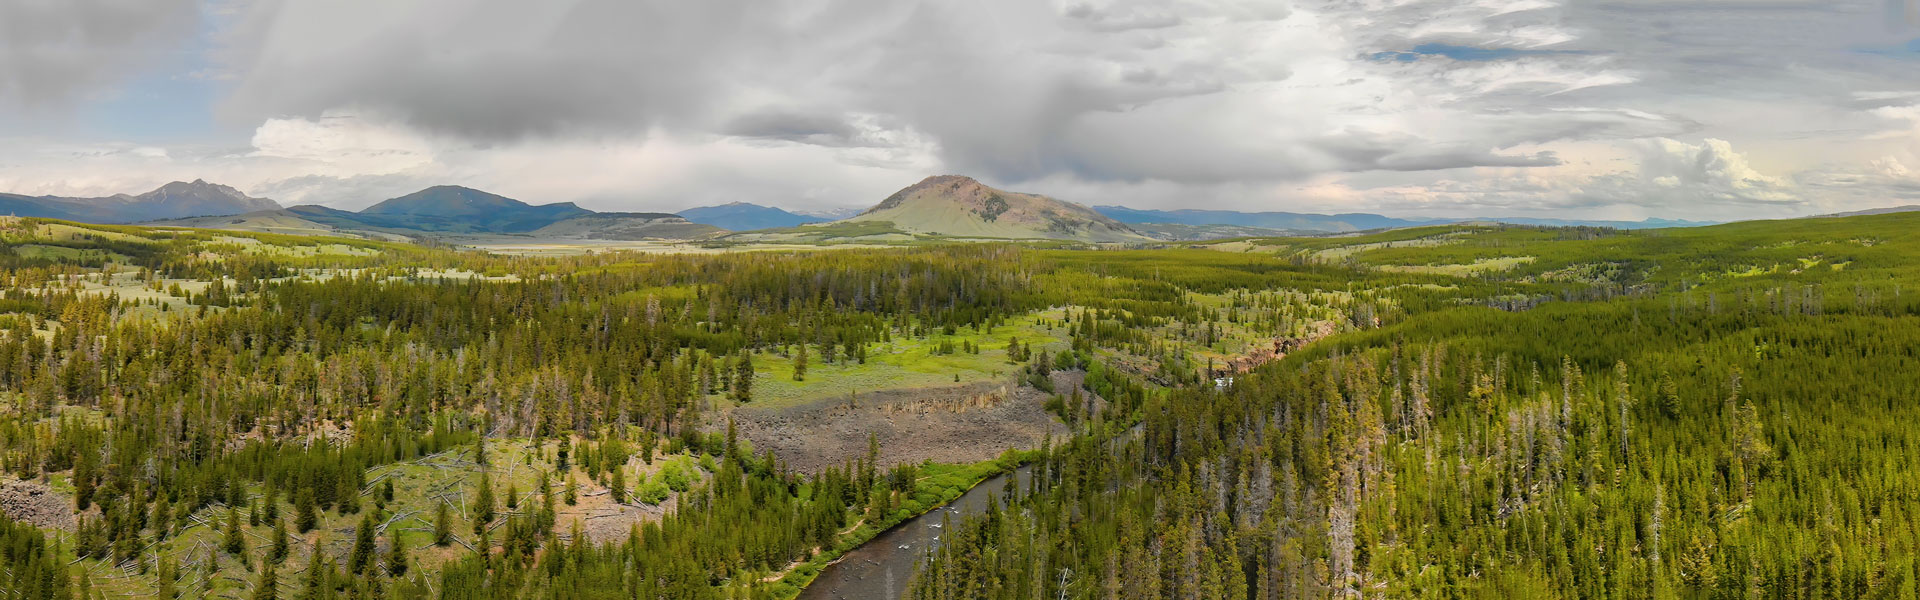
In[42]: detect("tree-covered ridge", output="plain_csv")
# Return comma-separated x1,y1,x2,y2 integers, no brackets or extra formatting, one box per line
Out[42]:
911,213,1920,599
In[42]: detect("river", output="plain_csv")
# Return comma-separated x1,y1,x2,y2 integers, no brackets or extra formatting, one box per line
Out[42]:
798,466,1033,600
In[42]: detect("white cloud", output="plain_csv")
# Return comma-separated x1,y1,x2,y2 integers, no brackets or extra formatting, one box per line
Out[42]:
249,112,436,176
1626,137,1798,204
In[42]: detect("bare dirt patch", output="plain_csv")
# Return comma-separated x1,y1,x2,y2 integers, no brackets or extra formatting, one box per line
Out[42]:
551,485,679,545
721,373,1078,473
1213,320,1339,377
0,478,74,531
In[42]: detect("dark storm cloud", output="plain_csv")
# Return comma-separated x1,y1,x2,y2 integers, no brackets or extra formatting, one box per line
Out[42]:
1564,0,1911,100
220,0,910,141
0,0,200,108
214,0,1635,188
722,110,870,147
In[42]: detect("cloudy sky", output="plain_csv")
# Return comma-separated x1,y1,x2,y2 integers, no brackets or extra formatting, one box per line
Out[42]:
3,0,1920,220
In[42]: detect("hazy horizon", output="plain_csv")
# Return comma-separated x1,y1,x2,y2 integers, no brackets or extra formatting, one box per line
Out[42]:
3,175,1758,225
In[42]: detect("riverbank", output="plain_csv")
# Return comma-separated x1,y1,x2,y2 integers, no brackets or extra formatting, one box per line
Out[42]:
764,449,1038,598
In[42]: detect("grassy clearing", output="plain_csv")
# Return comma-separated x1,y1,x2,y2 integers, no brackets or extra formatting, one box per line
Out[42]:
30,223,150,244
1378,255,1536,276
736,313,1071,409
12,244,131,263
1190,226,1468,258
1309,233,1467,261
206,235,381,258
731,294,1343,410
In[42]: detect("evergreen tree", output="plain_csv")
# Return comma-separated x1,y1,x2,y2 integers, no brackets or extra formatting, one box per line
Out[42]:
223,506,246,556
269,516,288,564
293,489,316,534
73,455,95,511
156,556,179,599
732,353,754,402
471,471,494,536
539,472,558,532
348,515,375,575
433,502,451,547
250,561,277,600
152,494,173,538
386,530,408,577
299,544,327,600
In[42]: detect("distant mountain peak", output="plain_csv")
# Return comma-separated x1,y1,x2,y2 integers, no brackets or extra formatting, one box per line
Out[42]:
145,179,258,203
677,203,826,231
921,174,978,185
352,185,591,233
0,179,281,223
363,186,534,216
848,175,1148,242
866,175,983,214
129,180,280,218
419,184,486,197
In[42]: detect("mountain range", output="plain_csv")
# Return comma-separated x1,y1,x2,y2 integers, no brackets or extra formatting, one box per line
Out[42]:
0,177,1734,244
154,186,722,241
0,180,281,223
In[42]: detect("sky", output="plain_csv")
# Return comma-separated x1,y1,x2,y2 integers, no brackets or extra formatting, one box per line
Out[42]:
3,0,1920,221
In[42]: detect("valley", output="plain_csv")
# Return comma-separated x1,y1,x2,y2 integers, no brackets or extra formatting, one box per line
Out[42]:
0,207,1904,598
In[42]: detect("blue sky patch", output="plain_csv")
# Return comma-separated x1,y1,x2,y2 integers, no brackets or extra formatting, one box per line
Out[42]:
1853,37,1920,58
1373,43,1576,63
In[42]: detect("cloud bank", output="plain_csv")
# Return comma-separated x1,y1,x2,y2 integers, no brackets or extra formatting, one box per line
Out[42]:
2,0,1918,220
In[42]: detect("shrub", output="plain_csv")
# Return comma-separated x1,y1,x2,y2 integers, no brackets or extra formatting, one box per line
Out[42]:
636,477,671,505
661,458,694,493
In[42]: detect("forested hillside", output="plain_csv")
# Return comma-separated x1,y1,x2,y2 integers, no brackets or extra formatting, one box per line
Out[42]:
0,212,1907,599
911,215,1920,599
0,215,1350,598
